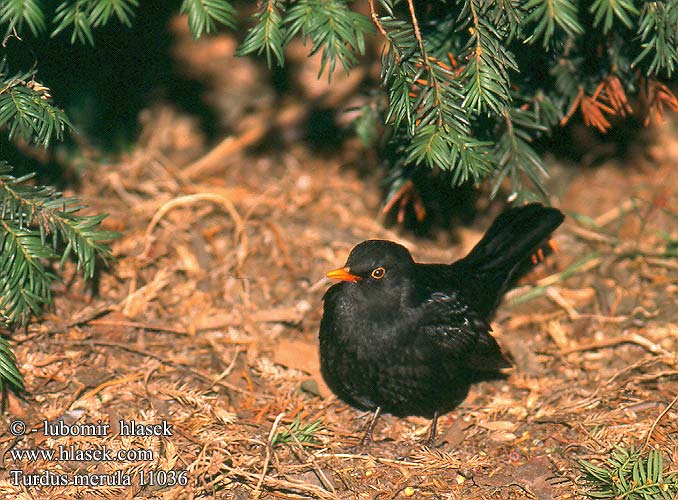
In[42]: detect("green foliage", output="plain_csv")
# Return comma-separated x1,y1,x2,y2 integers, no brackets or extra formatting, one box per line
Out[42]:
238,0,287,67
377,1,494,184
1,0,140,41
88,0,137,28
491,107,550,199
0,162,118,392
0,162,117,322
0,335,23,392
524,0,583,46
271,416,324,447
3,0,676,205
0,0,46,37
0,59,71,148
240,0,373,78
52,0,139,44
0,57,110,343
239,0,677,204
368,0,675,203
0,0,234,43
458,0,518,114
633,2,678,77
590,0,639,33
579,446,678,499
180,0,237,39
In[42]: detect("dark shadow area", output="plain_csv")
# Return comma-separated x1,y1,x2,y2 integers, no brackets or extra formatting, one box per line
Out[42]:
2,0,219,186
371,110,653,241
541,115,648,167
379,168,481,238
305,106,350,153
0,140,72,188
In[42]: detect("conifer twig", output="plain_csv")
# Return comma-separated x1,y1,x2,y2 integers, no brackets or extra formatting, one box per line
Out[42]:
141,193,245,259
254,412,285,498
643,392,678,449
560,87,584,126
368,0,389,42
182,118,270,179
406,0,427,65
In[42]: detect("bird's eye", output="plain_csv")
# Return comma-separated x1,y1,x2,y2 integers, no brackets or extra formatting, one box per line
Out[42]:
371,267,385,279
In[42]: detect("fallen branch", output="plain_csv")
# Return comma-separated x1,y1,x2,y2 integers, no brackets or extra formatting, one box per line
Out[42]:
560,332,672,357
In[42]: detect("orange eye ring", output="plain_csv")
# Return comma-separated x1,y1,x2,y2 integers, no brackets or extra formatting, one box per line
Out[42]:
371,267,385,279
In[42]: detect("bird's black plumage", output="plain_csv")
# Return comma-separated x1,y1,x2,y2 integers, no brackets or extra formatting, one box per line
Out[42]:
319,203,564,442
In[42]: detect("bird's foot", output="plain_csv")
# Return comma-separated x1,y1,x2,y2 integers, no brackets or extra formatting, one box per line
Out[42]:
422,412,439,448
354,432,373,454
351,407,381,454
423,435,437,448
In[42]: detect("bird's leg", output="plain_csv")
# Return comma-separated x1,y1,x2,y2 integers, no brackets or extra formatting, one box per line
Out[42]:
359,407,382,449
425,411,439,447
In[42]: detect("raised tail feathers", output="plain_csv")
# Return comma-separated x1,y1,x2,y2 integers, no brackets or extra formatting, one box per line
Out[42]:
456,203,564,314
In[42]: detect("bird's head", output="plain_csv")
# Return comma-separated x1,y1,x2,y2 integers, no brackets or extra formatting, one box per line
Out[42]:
325,240,415,308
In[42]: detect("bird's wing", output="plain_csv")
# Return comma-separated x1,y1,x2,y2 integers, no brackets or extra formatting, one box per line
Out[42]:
416,292,511,370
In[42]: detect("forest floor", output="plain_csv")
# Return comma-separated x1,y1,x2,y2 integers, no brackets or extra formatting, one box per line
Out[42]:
1,23,677,500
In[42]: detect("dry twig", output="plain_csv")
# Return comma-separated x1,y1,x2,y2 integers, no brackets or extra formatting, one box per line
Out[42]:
643,392,678,449
141,193,245,260
561,332,672,357
254,412,286,498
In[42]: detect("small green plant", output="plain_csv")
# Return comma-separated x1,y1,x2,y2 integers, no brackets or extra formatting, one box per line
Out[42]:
579,445,678,499
271,416,324,447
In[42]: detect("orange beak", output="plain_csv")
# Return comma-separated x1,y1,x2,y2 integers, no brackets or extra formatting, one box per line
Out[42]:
326,266,361,283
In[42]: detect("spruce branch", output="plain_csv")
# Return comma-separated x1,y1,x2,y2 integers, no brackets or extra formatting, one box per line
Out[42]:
377,1,492,184
0,58,71,148
488,0,524,41
239,0,372,78
524,0,583,46
0,161,117,394
0,336,23,392
49,0,138,45
0,0,46,37
271,416,324,447
238,0,287,67
88,0,138,28
0,162,118,325
235,0,678,199
491,107,549,199
589,0,639,33
52,0,95,44
180,0,237,39
633,1,678,77
459,0,517,114
285,0,372,79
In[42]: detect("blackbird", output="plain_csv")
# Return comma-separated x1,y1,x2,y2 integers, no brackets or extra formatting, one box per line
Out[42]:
319,203,564,445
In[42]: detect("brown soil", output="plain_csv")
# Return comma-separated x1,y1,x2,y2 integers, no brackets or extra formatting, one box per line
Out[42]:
1,26,677,500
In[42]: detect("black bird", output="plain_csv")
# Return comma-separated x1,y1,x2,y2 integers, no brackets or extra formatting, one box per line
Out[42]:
319,203,564,445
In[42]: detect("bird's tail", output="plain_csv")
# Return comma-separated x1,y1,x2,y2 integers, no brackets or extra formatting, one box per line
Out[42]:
455,203,565,315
